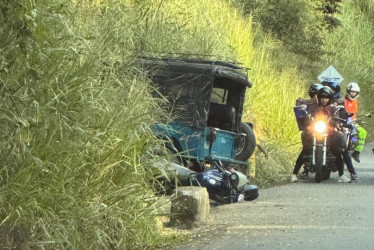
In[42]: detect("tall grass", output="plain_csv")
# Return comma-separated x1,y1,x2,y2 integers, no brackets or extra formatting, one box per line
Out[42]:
352,0,374,22
221,8,305,185
241,45,304,186
0,0,179,248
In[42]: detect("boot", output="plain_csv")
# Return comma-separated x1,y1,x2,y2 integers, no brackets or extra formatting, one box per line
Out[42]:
352,150,360,163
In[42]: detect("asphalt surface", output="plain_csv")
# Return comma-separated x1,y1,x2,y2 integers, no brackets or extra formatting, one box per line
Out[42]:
173,143,374,250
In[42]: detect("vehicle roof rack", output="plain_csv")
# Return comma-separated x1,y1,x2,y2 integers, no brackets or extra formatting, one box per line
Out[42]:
139,53,251,72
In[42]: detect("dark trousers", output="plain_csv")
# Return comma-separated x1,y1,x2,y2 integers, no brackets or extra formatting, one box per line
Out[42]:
342,149,356,174
293,148,307,175
327,132,345,176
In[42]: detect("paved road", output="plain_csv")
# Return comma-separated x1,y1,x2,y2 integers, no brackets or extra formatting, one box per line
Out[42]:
174,143,374,250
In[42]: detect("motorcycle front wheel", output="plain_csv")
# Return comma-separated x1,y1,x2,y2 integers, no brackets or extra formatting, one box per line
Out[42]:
315,146,323,183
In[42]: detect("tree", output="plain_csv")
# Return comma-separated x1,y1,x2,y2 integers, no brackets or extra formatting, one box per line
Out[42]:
254,0,325,60
318,0,343,32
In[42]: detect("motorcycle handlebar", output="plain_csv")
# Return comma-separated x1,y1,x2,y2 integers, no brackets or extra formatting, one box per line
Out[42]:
214,160,225,172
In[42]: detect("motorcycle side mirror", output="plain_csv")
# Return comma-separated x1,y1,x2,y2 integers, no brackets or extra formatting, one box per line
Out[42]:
300,104,307,110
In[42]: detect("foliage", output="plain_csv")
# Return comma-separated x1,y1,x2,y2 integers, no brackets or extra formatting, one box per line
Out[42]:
230,0,260,16
147,0,305,183
253,143,297,188
352,0,374,22
232,0,326,61
318,0,344,31
0,0,179,248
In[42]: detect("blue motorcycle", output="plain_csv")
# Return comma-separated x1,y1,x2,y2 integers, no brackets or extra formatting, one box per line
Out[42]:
191,160,259,204
158,159,258,204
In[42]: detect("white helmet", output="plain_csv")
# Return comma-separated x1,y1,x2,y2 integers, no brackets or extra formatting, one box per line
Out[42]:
347,82,360,93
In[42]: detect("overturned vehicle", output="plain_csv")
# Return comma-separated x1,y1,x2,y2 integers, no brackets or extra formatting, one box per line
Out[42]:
142,57,258,203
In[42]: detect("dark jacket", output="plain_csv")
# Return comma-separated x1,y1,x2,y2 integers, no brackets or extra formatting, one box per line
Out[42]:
306,103,348,132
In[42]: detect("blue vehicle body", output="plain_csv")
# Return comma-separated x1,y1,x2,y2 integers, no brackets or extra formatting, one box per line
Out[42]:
152,122,247,166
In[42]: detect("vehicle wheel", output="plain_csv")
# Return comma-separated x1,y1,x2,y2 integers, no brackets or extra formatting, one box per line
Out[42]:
315,146,323,183
236,122,256,161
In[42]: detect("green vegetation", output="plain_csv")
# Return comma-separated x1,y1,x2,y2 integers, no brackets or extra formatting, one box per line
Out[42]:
0,1,179,248
234,0,374,186
1,0,373,248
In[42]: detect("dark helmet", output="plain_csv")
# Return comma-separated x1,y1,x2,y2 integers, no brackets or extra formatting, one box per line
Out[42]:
308,83,323,98
317,86,334,100
322,81,340,99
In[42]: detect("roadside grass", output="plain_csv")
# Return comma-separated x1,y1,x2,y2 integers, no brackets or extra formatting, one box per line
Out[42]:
0,1,182,249
252,143,298,188
243,50,305,186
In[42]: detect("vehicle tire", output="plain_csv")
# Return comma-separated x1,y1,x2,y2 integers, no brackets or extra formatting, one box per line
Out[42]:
315,146,323,183
236,122,256,161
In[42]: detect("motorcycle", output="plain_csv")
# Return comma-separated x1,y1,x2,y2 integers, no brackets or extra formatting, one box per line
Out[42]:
190,159,259,204
344,113,371,154
154,158,259,204
294,105,345,183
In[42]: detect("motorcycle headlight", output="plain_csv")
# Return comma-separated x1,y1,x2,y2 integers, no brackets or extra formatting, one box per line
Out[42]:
230,173,237,181
230,172,239,188
314,121,327,134
208,178,217,185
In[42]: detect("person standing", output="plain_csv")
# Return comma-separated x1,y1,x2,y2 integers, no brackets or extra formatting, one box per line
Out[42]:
344,82,367,163
321,80,358,180
291,83,322,182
